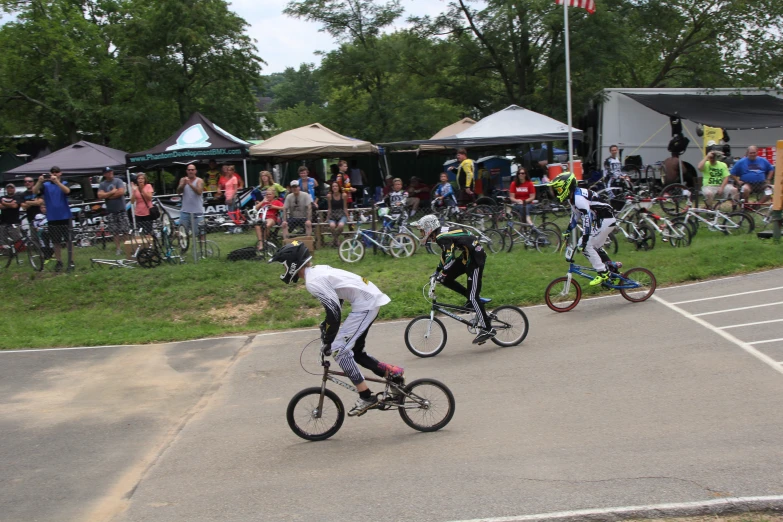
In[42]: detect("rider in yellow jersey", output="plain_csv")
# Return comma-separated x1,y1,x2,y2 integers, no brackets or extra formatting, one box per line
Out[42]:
448,148,476,204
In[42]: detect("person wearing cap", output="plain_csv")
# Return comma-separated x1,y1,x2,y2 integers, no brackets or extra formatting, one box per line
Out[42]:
0,183,24,247
282,179,313,240
97,166,129,256
20,176,43,229
33,166,71,271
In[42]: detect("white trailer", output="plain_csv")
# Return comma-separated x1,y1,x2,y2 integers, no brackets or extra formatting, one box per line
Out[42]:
586,88,783,172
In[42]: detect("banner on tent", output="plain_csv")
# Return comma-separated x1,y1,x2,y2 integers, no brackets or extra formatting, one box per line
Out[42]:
127,148,244,164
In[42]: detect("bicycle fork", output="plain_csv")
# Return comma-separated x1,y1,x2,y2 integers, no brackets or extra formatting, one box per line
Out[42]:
560,272,574,296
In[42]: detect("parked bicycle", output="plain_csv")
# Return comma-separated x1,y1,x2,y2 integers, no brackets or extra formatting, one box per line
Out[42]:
0,225,44,271
674,205,754,238
545,245,656,312
176,213,221,260
287,339,456,441
710,198,773,232
611,196,656,250
403,278,529,357
338,218,416,262
634,197,692,247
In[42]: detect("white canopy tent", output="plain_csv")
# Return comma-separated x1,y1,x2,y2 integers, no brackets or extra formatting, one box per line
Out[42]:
382,105,582,149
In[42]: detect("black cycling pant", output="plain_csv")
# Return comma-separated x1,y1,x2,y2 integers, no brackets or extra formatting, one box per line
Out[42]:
441,261,490,329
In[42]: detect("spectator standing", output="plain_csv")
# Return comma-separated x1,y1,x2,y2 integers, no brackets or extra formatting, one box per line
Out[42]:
20,176,43,228
131,173,155,235
297,165,319,203
509,167,536,224
328,164,340,184
97,167,129,257
731,145,774,202
254,188,284,250
448,148,476,204
327,181,348,247
338,160,356,206
33,166,71,271
282,180,313,240
348,159,368,207
217,164,240,233
204,160,220,192
178,164,205,239
229,165,245,190
0,183,24,246
257,171,285,199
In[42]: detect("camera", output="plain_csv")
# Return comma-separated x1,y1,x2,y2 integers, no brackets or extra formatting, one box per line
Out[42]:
706,141,731,161
43,173,52,180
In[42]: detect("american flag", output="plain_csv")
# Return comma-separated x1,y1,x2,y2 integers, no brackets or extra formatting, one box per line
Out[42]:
555,0,596,14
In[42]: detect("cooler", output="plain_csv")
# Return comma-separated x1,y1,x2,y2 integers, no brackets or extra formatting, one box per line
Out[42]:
547,160,583,180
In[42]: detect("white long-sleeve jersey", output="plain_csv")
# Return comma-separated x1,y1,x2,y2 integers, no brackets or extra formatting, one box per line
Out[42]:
567,188,615,240
304,265,391,344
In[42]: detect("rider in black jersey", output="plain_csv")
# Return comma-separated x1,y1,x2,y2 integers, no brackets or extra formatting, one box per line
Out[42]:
412,214,495,345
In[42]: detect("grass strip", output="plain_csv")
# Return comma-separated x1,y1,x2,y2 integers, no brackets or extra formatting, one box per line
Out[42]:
2,231,781,349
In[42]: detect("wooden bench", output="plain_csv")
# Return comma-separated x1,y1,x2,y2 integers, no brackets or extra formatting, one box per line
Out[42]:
313,208,372,248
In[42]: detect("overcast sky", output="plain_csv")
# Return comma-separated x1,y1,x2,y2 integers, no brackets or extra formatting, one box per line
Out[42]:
0,0,479,73
233,0,460,74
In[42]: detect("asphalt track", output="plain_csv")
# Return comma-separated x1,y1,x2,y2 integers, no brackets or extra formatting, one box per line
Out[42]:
1,268,782,522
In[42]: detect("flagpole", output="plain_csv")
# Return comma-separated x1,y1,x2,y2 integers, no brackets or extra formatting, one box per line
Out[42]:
563,0,574,173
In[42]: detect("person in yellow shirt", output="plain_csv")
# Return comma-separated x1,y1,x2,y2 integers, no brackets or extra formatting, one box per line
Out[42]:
448,148,475,204
204,160,220,192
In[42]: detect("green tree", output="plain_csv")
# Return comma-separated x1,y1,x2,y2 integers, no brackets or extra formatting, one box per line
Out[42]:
0,0,122,148
284,0,405,140
0,0,266,151
116,0,265,148
268,63,324,110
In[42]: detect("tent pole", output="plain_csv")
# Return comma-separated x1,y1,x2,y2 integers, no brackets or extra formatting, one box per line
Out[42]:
563,0,574,173
383,154,391,180
243,159,248,187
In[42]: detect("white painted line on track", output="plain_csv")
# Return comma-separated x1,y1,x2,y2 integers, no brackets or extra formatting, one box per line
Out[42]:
692,301,783,317
671,285,783,305
444,495,783,522
719,318,783,330
749,338,783,345
653,295,783,376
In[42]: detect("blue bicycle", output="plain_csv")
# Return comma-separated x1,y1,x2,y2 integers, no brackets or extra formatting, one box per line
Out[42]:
545,250,656,312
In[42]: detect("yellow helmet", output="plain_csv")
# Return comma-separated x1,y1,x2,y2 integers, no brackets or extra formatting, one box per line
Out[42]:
549,172,577,203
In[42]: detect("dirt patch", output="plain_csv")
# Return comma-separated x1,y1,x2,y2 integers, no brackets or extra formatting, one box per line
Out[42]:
205,298,268,326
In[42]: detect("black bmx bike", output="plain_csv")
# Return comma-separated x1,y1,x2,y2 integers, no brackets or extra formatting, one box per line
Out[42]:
287,339,456,441
403,278,530,357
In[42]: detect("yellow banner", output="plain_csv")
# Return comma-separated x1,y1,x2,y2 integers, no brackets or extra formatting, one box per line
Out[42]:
703,126,724,153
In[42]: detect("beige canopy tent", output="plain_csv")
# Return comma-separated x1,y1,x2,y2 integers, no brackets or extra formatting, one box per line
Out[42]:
249,123,378,161
419,117,476,152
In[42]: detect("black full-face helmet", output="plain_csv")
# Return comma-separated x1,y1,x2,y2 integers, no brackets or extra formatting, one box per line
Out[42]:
269,242,312,284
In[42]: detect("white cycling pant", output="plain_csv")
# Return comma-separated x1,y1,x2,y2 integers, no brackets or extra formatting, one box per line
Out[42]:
583,217,616,272
331,308,381,385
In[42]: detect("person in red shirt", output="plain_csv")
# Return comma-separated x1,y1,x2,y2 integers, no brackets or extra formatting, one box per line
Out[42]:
509,167,536,224
254,188,284,250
